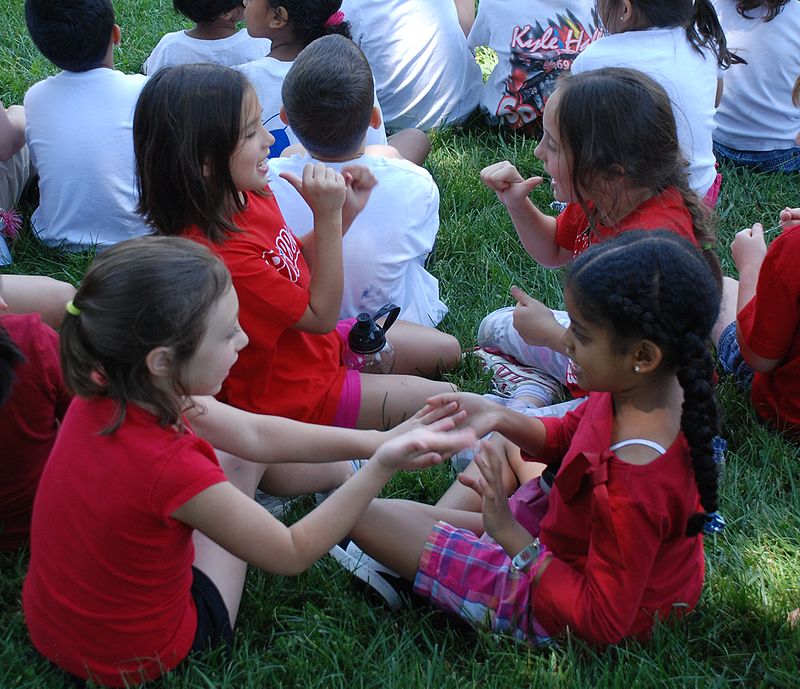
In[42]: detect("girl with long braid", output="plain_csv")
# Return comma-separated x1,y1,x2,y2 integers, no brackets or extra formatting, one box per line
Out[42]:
338,231,724,646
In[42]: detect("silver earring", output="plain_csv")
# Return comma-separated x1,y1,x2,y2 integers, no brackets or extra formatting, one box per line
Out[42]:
634,365,640,373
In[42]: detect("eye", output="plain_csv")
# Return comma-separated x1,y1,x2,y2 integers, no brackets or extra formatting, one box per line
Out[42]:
570,325,587,344
227,325,242,340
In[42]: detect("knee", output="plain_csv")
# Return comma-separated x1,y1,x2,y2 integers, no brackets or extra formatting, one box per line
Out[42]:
437,333,462,372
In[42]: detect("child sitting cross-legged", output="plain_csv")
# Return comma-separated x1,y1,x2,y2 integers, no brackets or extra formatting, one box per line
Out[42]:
143,0,270,75
268,35,447,326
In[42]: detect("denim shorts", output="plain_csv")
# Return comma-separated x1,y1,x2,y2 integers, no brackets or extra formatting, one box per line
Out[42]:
713,141,800,173
717,321,754,391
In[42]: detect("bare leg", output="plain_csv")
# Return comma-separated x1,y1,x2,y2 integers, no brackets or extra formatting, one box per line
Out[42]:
257,461,355,496
0,274,76,329
385,319,462,376
350,498,483,581
356,373,455,429
712,276,738,344
437,434,544,511
386,129,431,166
192,450,267,626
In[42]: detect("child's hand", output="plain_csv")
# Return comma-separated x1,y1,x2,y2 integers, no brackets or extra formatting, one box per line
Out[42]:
465,439,518,541
372,426,476,474
279,163,347,218
341,164,378,231
779,207,800,230
386,400,467,440
510,286,564,348
731,223,767,272
480,160,543,208
424,391,502,438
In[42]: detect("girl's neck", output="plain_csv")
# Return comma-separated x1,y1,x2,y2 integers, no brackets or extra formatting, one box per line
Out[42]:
595,185,655,226
187,18,239,41
266,27,305,61
611,373,683,449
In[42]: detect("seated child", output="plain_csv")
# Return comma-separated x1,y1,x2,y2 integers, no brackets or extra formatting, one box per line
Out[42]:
143,0,270,75
268,35,447,327
236,0,389,158
0,275,71,550
23,0,149,251
712,0,800,173
715,207,800,436
0,99,29,264
468,0,601,137
22,235,474,686
341,0,483,130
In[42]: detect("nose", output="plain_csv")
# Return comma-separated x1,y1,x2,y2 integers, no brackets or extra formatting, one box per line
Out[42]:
236,325,249,351
533,138,545,163
560,327,573,356
263,127,275,148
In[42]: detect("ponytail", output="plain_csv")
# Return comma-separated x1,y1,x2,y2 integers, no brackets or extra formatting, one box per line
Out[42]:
271,1,352,46
0,323,25,405
689,0,745,68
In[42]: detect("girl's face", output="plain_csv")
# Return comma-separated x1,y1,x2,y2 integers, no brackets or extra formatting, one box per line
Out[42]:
181,286,249,396
229,89,275,194
534,90,577,203
561,287,634,393
243,0,277,38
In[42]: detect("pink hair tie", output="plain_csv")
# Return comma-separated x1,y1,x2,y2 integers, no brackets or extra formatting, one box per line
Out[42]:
324,10,345,28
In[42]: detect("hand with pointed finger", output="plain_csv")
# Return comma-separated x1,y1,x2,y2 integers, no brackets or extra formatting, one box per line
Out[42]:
480,160,543,209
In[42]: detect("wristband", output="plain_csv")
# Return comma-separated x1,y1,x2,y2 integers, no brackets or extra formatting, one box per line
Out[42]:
511,538,541,572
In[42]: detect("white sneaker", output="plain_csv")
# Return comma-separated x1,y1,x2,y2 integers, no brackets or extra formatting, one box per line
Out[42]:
328,539,408,609
476,306,515,351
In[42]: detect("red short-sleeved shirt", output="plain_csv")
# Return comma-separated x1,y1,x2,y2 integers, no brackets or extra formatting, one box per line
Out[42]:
554,187,697,257
0,313,70,549
737,223,800,432
23,397,226,686
183,190,346,424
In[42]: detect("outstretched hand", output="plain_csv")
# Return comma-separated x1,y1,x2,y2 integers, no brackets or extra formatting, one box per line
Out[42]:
387,401,467,440
731,223,767,272
480,160,543,208
779,207,800,230
424,391,502,439
372,426,477,474
341,164,378,228
278,162,347,217
510,285,564,348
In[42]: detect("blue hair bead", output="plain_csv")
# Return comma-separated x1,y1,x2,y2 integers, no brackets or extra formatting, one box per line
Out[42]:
702,511,726,534
712,435,727,482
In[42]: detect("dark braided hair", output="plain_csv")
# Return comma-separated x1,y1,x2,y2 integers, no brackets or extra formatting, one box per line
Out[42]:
0,323,25,405
566,230,721,537
269,0,351,46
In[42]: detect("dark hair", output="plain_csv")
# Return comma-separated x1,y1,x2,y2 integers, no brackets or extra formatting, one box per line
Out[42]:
60,236,231,432
793,76,800,108
269,0,351,45
134,64,252,243
282,35,374,158
566,230,721,537
174,0,244,24
0,324,25,406
736,0,790,21
24,0,115,72
555,68,719,278
598,0,742,68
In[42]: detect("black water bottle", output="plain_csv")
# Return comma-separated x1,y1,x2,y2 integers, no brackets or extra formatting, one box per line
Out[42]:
343,304,400,374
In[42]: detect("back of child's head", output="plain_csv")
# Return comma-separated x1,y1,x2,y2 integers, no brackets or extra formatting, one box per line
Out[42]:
25,0,115,72
134,63,251,242
282,34,374,159
566,230,721,537
269,0,351,45
60,236,231,431
556,67,717,266
173,0,242,23
736,0,791,21
598,0,740,67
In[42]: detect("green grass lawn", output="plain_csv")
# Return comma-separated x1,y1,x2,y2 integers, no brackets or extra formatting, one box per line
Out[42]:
2,1,800,687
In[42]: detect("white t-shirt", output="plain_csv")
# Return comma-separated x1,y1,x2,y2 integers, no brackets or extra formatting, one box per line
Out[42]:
142,28,269,75
24,68,149,251
341,0,483,130
712,0,800,151
468,0,601,135
236,57,388,158
268,152,446,326
571,27,719,197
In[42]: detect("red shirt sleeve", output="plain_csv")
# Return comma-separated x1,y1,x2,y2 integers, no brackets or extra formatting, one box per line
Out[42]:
521,402,585,465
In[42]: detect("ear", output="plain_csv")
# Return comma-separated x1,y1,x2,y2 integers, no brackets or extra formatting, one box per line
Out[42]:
202,159,212,177
271,5,289,28
279,105,289,125
619,0,633,23
631,339,663,375
145,345,175,381
111,23,122,47
369,106,382,130
221,5,244,22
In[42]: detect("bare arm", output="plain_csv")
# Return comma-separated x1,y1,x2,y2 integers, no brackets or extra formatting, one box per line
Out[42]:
0,274,76,329
172,425,476,575
0,103,25,162
480,161,571,268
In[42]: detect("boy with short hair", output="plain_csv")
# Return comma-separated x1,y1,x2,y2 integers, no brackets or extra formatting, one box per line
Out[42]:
143,0,269,75
24,0,149,251
268,35,446,327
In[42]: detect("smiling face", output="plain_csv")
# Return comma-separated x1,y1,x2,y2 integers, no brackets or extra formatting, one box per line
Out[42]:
533,89,578,203
181,285,249,396
561,286,635,393
228,88,275,194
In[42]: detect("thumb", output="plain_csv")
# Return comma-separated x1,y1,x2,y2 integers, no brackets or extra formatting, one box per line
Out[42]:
520,176,544,194
457,472,483,496
510,284,532,304
278,171,303,197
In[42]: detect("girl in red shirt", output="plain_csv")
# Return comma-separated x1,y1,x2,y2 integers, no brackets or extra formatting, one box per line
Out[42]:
23,236,473,686
133,63,460,500
343,231,724,646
